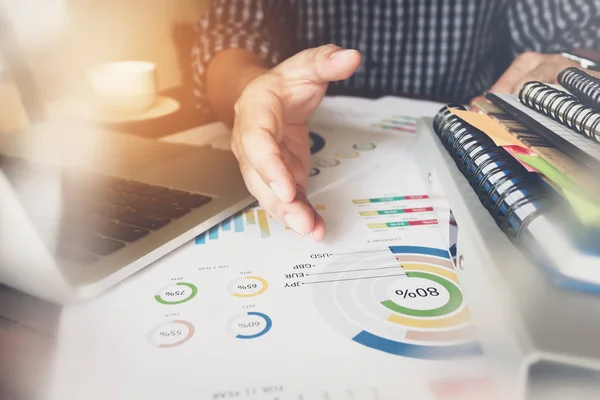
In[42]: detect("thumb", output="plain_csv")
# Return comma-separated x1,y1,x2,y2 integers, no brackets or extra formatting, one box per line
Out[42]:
274,44,362,84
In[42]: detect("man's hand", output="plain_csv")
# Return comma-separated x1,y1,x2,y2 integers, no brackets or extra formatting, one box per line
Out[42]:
470,51,581,108
231,44,361,241
489,51,581,94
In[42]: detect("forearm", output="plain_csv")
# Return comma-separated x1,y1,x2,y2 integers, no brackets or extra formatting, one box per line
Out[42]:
205,48,269,126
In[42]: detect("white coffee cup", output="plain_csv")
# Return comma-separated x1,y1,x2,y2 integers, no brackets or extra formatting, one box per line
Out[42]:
88,61,157,113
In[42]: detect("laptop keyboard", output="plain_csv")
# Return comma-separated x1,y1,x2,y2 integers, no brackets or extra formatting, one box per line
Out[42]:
0,154,212,264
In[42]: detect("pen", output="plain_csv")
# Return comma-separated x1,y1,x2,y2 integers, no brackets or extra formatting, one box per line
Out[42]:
561,50,600,71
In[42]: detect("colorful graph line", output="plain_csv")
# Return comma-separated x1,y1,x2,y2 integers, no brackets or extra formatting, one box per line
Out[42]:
351,331,478,359
371,123,416,133
353,195,429,204
391,115,419,121
383,118,417,127
370,115,418,133
359,207,434,216
367,219,439,229
387,307,471,328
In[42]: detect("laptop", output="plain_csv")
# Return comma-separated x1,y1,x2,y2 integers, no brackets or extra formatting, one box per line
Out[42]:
0,118,253,303
0,6,254,303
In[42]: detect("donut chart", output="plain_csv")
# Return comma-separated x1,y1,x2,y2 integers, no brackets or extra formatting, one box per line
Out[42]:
309,131,325,154
148,319,195,348
230,312,273,339
316,159,341,168
313,246,481,360
378,271,463,317
231,276,269,297
353,142,377,151
154,282,198,305
335,150,360,159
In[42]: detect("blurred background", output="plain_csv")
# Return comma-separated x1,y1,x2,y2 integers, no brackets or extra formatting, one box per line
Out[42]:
0,0,211,135
0,1,211,397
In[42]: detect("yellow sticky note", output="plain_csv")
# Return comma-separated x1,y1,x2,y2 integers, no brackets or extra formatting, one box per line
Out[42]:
448,108,527,148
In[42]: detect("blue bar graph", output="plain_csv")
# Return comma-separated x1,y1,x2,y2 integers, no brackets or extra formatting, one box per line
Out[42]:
233,213,244,232
222,217,232,231
194,207,278,244
195,205,325,245
195,232,206,244
208,226,219,240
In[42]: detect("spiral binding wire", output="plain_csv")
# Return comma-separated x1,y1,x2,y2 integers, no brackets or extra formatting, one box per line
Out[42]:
519,81,600,143
558,67,600,112
432,106,554,240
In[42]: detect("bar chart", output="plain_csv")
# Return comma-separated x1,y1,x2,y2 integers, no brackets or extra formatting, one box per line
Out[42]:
195,208,272,244
353,194,439,231
370,115,418,134
195,205,326,244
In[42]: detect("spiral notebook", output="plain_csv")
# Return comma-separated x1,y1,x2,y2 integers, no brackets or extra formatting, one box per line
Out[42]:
558,67,600,112
486,91,600,170
433,106,600,292
521,81,600,143
472,99,600,201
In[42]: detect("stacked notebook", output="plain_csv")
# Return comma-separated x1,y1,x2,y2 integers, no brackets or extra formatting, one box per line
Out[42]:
432,67,600,293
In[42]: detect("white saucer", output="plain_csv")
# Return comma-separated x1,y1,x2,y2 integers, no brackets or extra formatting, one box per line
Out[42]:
82,95,180,124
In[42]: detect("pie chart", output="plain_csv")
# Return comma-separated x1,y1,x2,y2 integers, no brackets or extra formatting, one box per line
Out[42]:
313,246,481,360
